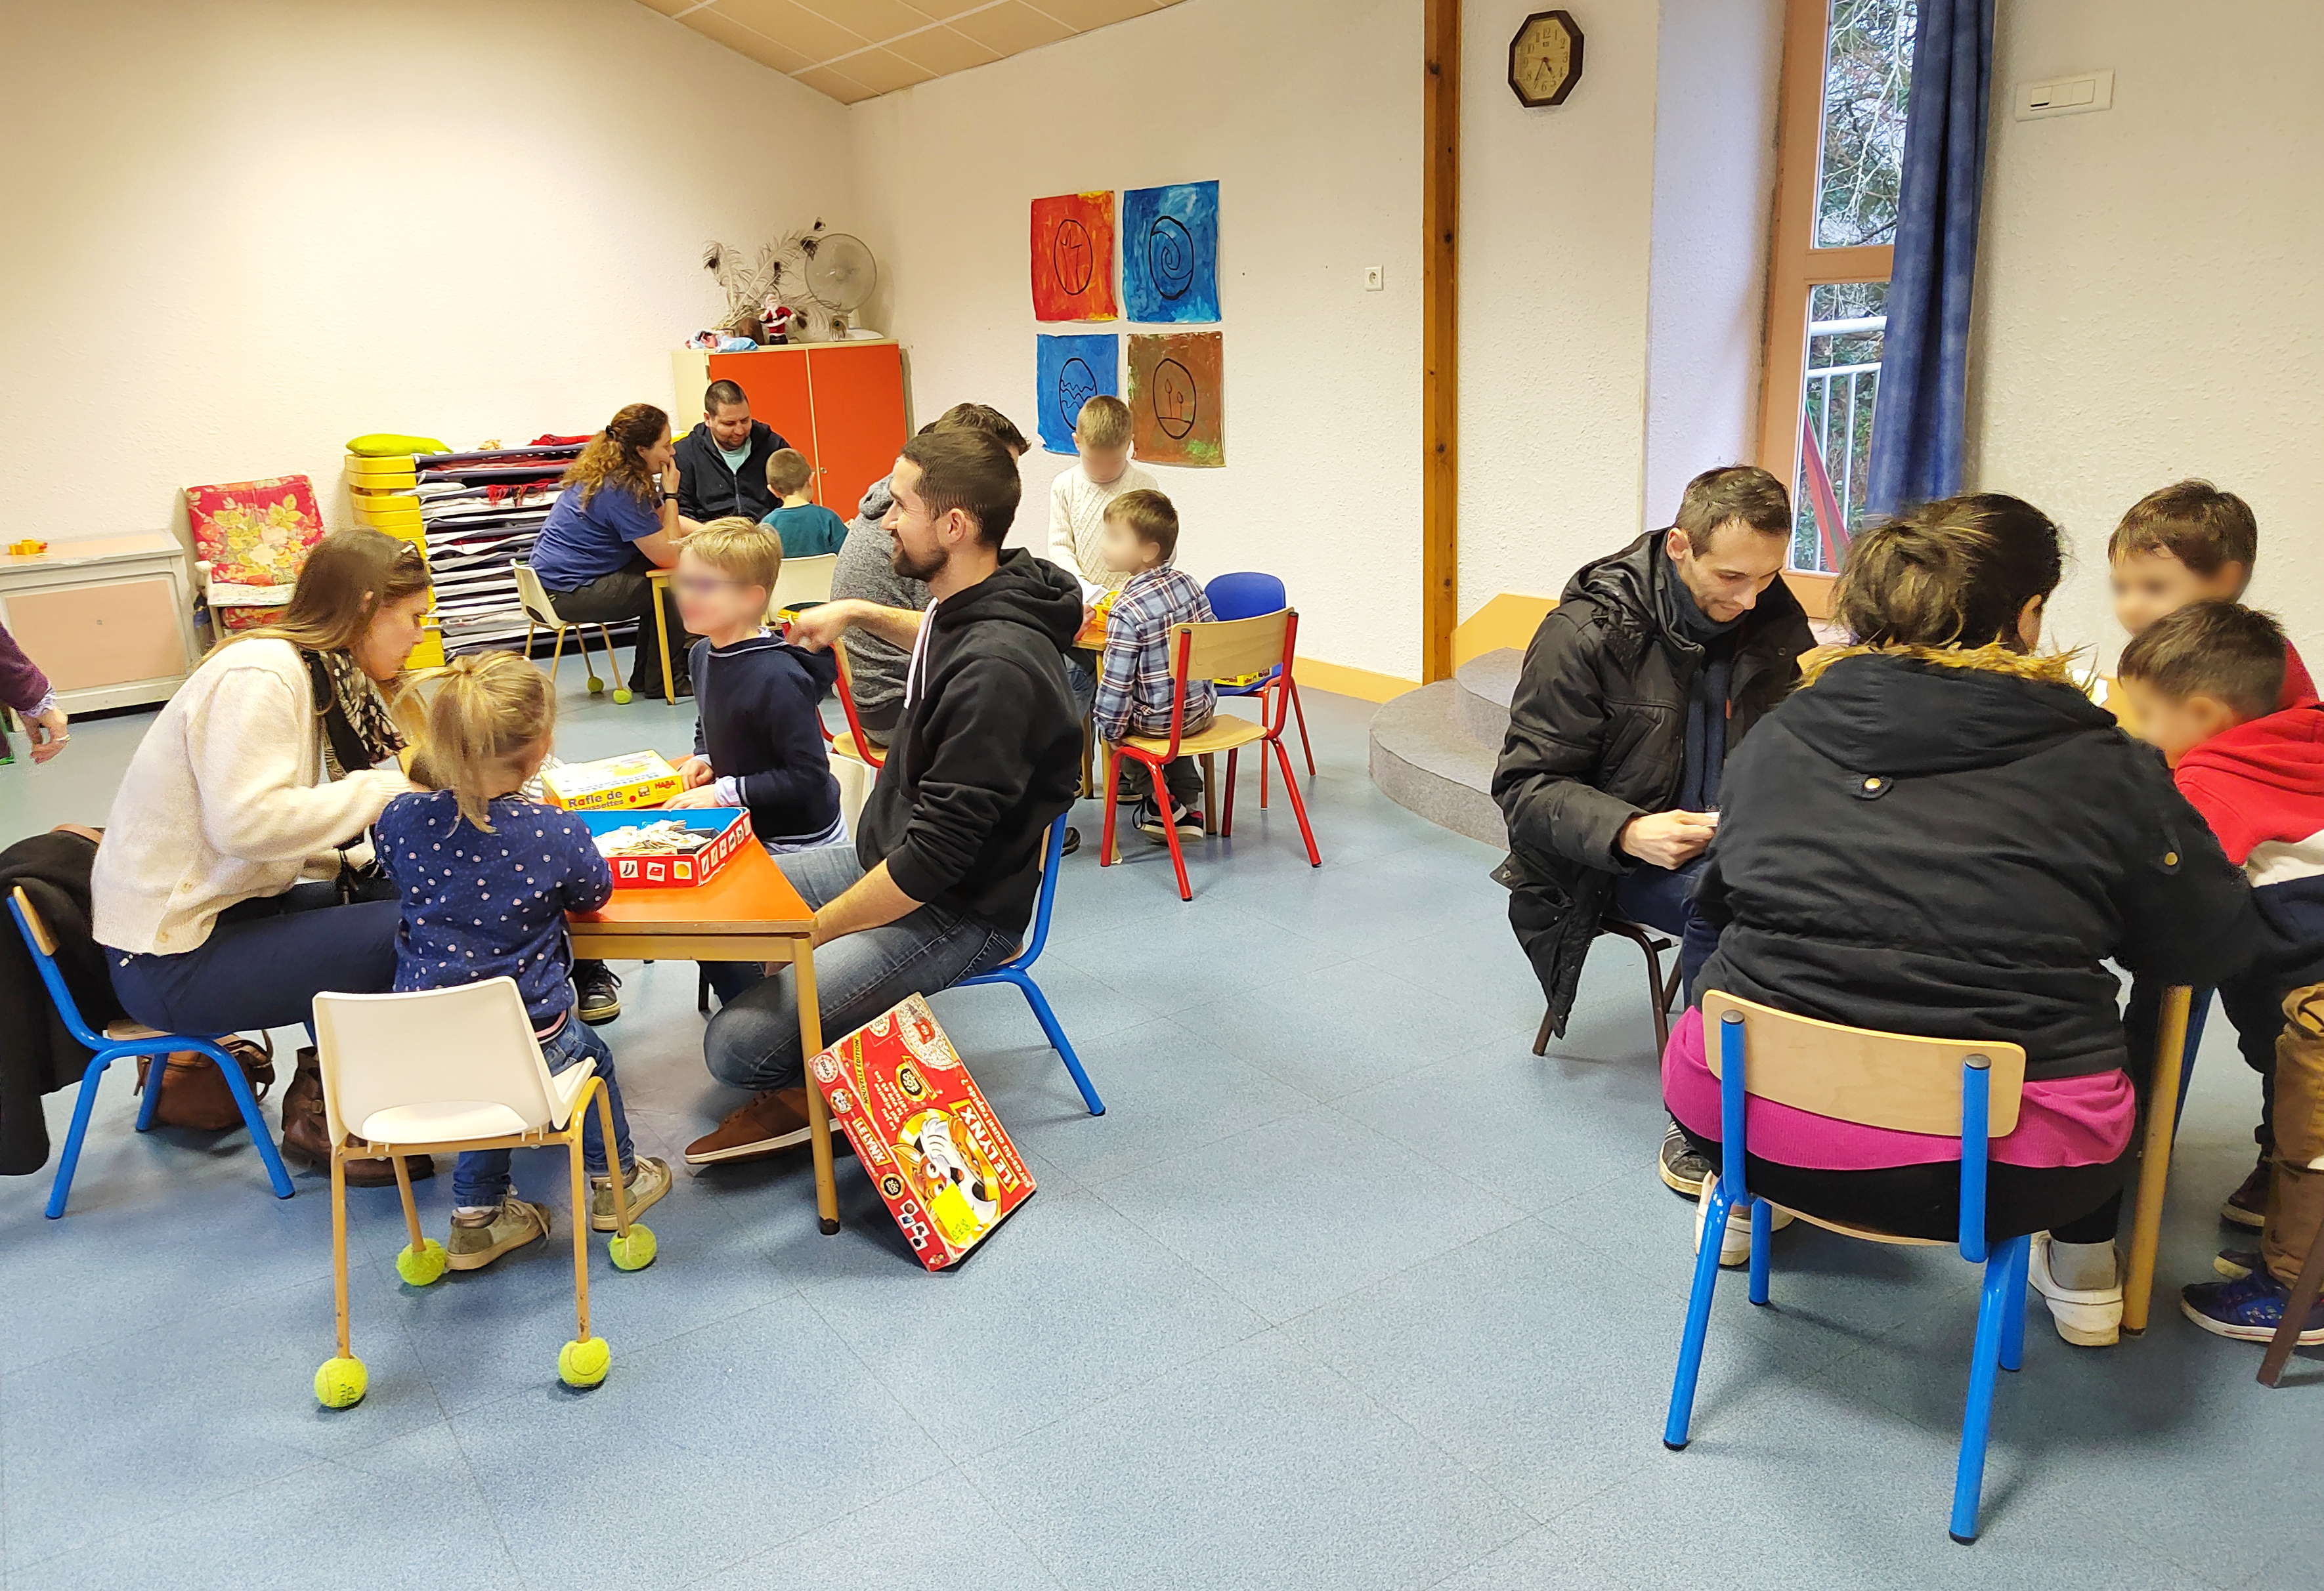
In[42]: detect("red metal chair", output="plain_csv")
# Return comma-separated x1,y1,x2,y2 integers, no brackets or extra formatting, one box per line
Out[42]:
828,637,884,771
1098,609,1322,901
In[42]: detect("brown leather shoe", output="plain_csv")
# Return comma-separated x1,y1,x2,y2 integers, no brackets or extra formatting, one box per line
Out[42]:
684,1086,832,1166
279,1047,434,1187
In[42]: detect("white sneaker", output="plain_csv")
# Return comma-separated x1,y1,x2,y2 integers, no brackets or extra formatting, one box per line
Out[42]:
1694,1180,1794,1268
2027,1231,2122,1347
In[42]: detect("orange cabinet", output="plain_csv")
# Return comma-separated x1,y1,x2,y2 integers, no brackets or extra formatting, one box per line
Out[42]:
672,341,909,519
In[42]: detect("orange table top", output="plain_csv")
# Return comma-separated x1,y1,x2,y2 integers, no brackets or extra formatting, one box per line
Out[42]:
569,838,815,937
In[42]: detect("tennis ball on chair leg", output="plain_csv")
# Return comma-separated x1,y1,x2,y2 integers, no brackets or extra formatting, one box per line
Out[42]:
396,1239,448,1286
558,1337,612,1389
314,1355,368,1409
587,676,604,695
612,686,632,704
607,1223,657,1271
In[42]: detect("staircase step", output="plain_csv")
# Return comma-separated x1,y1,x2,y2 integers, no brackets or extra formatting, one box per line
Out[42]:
1367,682,1507,849
1453,647,1523,747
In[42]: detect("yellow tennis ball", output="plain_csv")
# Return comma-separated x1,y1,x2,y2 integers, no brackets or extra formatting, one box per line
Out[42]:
314,1355,368,1409
396,1239,448,1286
558,1337,611,1389
607,1224,658,1272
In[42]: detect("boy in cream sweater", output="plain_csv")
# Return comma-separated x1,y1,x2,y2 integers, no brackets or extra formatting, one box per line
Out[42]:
1048,395,1157,600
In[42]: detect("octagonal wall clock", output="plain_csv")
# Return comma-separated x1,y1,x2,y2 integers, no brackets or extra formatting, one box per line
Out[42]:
1509,9,1585,108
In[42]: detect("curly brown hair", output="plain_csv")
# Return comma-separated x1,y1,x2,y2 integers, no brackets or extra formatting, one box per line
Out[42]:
564,402,668,507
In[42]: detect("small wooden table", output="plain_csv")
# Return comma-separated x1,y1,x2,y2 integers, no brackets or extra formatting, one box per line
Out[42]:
645,568,681,704
567,841,840,1233
2122,985,2194,1334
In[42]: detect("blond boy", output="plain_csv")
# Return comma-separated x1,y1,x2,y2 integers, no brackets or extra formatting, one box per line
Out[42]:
1048,394,1158,597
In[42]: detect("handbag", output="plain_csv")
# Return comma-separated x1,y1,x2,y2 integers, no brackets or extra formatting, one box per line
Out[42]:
133,1034,276,1133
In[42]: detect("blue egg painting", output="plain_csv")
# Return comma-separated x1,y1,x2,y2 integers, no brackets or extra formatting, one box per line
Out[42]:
1122,181,1220,324
1034,333,1120,455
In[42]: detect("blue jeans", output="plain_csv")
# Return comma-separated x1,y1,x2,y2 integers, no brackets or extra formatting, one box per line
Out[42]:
452,1015,632,1206
702,831,853,1006
1611,856,1719,1003
1064,648,1098,720
107,881,398,1034
701,845,1019,1092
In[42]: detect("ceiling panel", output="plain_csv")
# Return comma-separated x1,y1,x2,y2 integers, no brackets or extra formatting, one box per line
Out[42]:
643,0,1179,104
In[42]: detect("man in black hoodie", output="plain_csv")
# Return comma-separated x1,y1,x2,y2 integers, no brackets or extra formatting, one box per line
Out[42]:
686,427,1084,1166
674,381,790,524
1492,466,1811,1192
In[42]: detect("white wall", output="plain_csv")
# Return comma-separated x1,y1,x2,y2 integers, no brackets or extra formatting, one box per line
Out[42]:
846,0,1423,679
1457,0,1664,620
1972,0,2324,669
1643,0,1784,529
0,0,853,540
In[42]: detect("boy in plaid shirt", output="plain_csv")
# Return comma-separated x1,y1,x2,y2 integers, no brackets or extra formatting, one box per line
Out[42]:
1091,490,1213,841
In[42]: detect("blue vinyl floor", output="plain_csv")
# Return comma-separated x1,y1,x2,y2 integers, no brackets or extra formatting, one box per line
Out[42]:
0,670,2316,1590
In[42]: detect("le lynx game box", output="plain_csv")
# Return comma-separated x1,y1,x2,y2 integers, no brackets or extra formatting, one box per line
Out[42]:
579,808,752,890
809,994,1035,1270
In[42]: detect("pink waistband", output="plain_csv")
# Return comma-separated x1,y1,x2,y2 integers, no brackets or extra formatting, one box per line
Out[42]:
1661,1004,2135,1172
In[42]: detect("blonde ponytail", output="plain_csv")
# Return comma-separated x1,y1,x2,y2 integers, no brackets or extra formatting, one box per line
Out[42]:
406,652,556,830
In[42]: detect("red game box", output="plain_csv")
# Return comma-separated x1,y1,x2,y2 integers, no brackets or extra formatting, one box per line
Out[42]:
808,994,1035,1270
579,808,753,890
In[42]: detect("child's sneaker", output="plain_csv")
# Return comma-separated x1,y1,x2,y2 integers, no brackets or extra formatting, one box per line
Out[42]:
2214,1248,2262,1280
2027,1231,2122,1347
2182,1271,2324,1346
1692,1179,1793,1267
1134,797,1201,844
590,1155,671,1232
445,1197,551,1271
2220,1153,2270,1230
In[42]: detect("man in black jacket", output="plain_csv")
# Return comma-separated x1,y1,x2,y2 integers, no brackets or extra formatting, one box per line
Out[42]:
686,427,1083,1166
675,379,791,524
1492,467,1811,1189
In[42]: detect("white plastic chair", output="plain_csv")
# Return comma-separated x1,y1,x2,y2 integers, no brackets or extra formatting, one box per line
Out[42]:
768,552,837,619
830,752,874,834
308,980,656,1408
513,562,630,704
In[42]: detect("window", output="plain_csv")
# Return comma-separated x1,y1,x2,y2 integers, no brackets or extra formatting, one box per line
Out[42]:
1760,0,1918,590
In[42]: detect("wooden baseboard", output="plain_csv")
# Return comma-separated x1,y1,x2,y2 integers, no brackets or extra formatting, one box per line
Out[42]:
1295,656,1420,703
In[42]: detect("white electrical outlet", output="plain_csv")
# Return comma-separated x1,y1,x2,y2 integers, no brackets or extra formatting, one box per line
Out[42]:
1364,265,1384,291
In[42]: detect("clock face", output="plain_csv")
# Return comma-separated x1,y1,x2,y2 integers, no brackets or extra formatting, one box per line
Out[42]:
1509,10,1584,108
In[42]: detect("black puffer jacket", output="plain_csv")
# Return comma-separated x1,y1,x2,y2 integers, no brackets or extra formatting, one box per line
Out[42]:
1694,650,2261,1082
1493,532,1811,1036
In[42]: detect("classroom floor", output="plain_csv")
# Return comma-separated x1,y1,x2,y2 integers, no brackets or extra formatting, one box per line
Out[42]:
0,673,2315,1591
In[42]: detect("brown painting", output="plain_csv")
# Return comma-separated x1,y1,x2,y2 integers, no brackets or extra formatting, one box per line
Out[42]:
1127,331,1223,468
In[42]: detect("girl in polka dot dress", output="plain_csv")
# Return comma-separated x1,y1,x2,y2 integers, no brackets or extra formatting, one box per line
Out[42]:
378,653,670,1271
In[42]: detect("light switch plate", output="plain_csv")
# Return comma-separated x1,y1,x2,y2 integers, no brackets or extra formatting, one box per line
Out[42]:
2015,68,2113,119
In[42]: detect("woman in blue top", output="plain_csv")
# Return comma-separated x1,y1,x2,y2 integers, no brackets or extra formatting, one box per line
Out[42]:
527,402,700,701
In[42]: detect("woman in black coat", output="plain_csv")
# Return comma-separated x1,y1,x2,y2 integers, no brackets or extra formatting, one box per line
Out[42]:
1670,494,2259,1347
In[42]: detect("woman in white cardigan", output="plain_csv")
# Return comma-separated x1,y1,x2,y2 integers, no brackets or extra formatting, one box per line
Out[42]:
92,529,431,1179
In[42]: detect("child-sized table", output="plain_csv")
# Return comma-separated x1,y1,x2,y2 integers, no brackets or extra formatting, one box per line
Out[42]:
567,841,841,1234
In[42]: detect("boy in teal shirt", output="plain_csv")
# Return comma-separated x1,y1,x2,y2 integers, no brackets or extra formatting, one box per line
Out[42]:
760,449,849,558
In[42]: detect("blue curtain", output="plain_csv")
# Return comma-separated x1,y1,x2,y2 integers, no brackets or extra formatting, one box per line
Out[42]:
1864,0,1996,517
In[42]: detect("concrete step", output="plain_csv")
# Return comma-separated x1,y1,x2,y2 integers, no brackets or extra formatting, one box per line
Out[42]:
1366,681,1507,849
1453,647,1522,748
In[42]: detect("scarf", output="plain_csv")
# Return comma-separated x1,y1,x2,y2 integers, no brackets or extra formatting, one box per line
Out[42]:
311,648,404,782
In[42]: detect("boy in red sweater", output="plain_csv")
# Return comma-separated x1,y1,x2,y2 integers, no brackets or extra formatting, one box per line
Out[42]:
2119,602,2324,1347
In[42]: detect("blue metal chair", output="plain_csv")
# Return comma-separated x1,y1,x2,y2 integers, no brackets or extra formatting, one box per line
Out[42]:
1203,572,1314,803
9,884,295,1218
1664,990,2031,1544
952,814,1103,1116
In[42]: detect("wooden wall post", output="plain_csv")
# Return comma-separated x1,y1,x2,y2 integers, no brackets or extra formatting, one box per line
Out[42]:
1423,0,1460,683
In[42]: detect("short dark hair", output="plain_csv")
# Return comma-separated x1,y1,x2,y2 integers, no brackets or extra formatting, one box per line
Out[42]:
2117,600,2286,721
2108,479,2258,579
1834,492,2063,651
764,448,811,497
704,379,748,415
1674,466,1791,553
1104,489,1178,562
916,401,1029,458
899,429,1022,549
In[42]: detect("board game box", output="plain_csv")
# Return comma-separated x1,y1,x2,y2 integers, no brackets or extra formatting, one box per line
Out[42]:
579,807,753,890
808,994,1035,1270
540,750,685,811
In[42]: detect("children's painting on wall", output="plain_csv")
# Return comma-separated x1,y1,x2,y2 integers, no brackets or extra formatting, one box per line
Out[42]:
1035,333,1121,456
1127,331,1223,467
1122,180,1220,324
1029,192,1119,322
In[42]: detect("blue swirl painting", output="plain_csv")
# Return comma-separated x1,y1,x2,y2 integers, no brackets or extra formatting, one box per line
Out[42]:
1035,333,1120,456
1122,181,1219,324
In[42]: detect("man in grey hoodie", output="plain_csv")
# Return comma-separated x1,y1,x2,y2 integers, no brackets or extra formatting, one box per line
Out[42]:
830,402,1029,745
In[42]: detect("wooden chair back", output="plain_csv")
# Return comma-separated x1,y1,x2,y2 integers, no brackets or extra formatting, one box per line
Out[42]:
1700,989,2026,1137
768,553,837,616
1172,610,1293,687
10,885,58,957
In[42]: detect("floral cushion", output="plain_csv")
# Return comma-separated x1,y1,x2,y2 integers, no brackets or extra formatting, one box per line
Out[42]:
184,475,326,589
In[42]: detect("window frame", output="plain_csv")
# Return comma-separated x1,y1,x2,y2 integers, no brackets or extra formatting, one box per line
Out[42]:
1759,0,1899,616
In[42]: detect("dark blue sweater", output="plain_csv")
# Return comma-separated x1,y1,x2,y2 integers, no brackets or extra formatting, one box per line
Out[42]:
689,631,842,844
